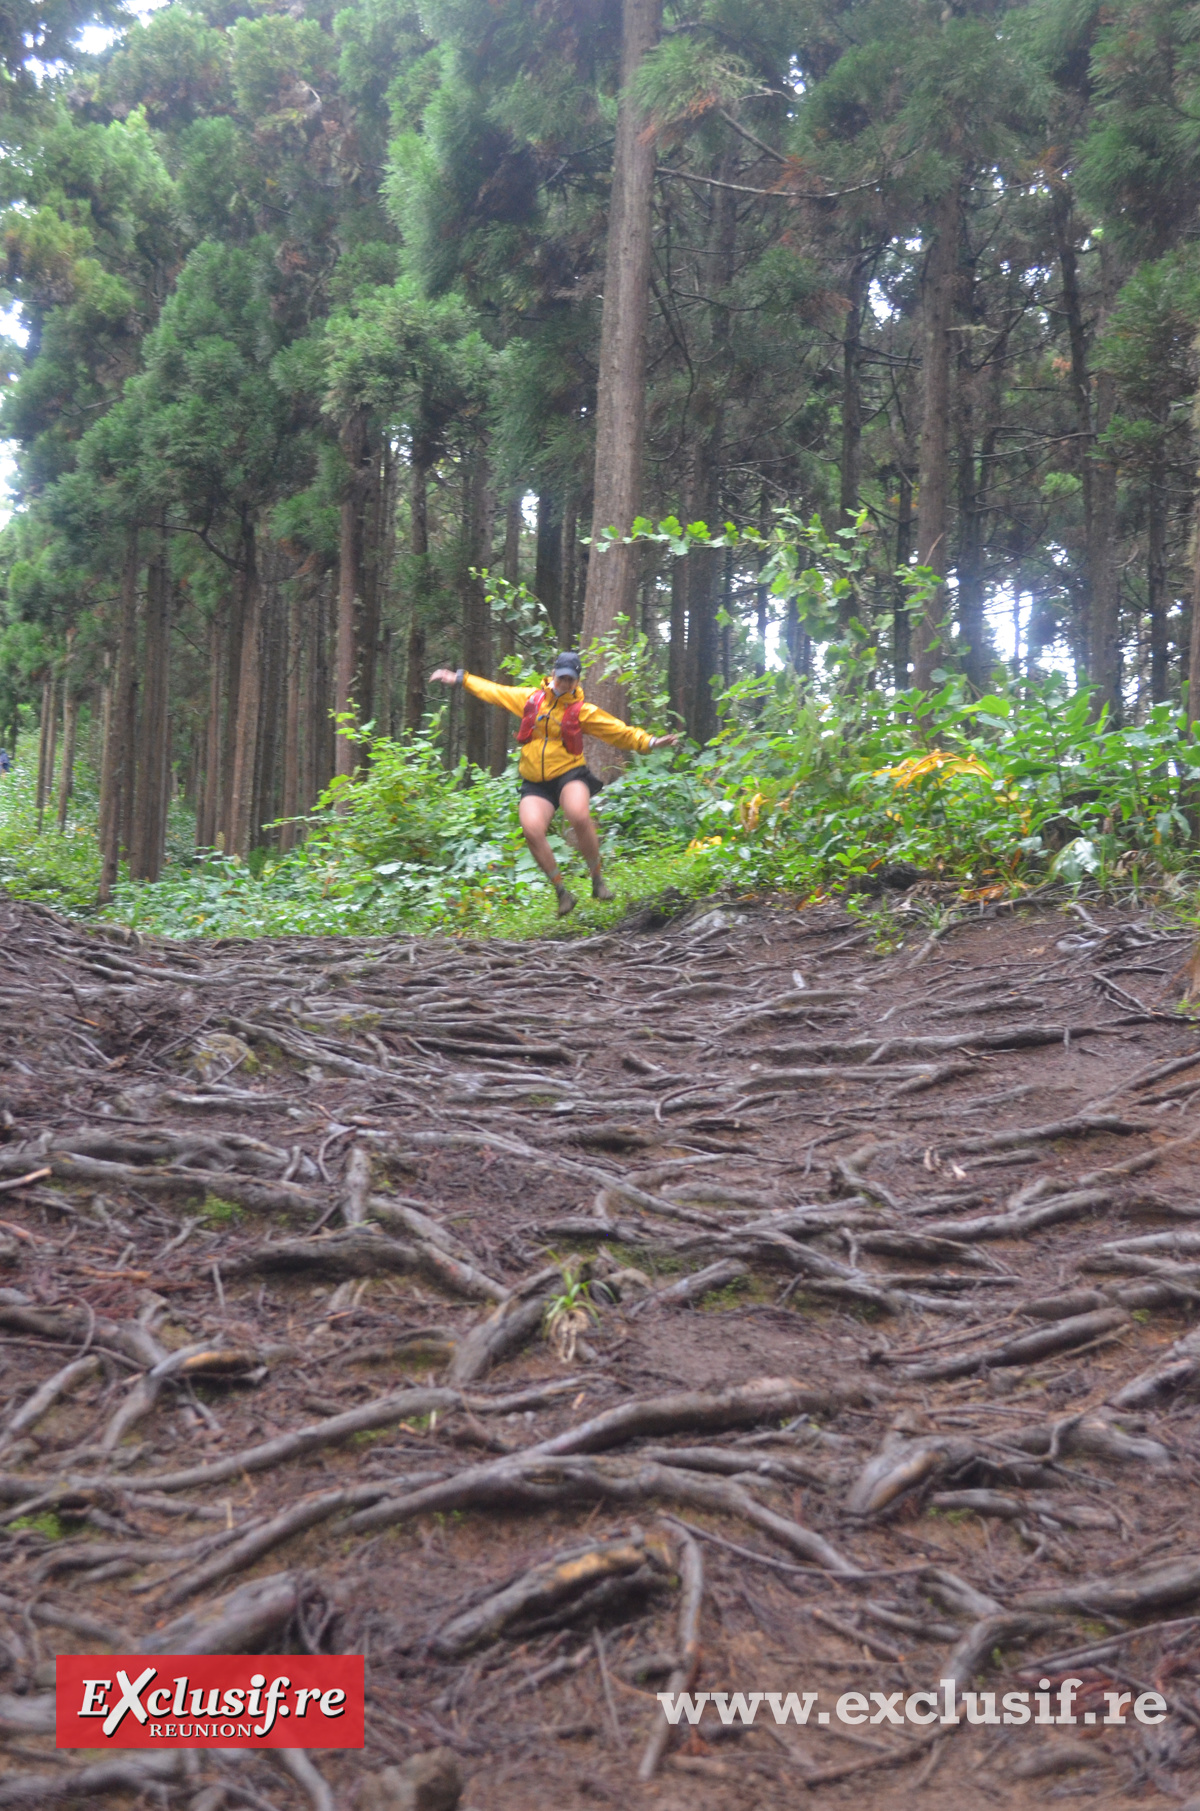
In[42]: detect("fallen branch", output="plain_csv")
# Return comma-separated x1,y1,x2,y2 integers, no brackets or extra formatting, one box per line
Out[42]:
0,1168,51,1194
759,1025,1102,1066
535,1376,864,1457
149,1488,355,1609
625,1260,748,1315
275,1750,335,1811
917,1188,1115,1244
342,1452,862,1573
0,1753,188,1806
448,1287,556,1385
431,1533,670,1659
898,1307,1129,1381
224,1226,508,1303
638,1526,703,1782
941,1613,1070,1693
0,1353,101,1448
940,1113,1149,1157
135,1570,306,1654
1111,1328,1200,1408
0,1148,324,1216
1018,1554,1200,1617
342,1143,371,1226
0,1384,461,1501
846,1429,980,1518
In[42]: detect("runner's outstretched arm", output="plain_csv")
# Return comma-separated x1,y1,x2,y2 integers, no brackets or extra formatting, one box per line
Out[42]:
430,669,530,715
577,699,682,752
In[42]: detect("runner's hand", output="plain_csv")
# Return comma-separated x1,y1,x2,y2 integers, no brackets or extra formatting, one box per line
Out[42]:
650,734,682,748
430,668,458,685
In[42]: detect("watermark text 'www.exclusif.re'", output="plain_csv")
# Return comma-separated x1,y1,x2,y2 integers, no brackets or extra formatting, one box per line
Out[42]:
657,1680,1168,1729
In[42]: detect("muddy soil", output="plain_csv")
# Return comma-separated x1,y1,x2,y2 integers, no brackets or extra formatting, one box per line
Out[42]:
2,889,1200,1810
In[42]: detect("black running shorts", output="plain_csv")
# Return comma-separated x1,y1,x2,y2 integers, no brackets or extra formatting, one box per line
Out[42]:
518,767,603,809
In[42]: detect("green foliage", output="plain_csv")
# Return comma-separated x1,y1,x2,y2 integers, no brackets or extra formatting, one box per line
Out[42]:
544,1263,598,1360
584,612,672,733
683,665,1200,897
200,1195,242,1225
543,1265,597,1327
8,1511,67,1539
475,568,556,673
634,36,753,132
618,508,938,660
0,734,101,910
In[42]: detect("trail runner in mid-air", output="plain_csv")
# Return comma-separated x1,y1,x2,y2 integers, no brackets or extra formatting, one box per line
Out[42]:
431,652,680,917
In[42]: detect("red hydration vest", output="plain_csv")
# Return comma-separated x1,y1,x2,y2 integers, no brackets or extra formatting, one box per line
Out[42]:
516,688,584,755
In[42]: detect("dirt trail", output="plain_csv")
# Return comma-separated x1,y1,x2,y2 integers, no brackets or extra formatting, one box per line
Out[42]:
2,889,1200,1809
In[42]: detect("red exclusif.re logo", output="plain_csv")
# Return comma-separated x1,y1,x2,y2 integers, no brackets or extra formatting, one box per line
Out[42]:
56,1654,365,1749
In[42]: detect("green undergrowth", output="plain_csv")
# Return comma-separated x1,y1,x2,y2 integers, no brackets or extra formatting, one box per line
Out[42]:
200,1194,243,1226
9,1511,67,1540
0,748,102,911
6,666,1200,938
113,839,715,941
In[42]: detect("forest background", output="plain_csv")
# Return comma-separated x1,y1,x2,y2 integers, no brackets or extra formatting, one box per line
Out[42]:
3,0,1200,940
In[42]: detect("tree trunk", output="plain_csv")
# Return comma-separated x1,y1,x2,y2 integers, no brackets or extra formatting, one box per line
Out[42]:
1088,241,1122,722
490,497,520,776
379,622,395,738
198,607,224,849
1147,451,1169,705
913,180,962,691
683,439,720,743
130,524,171,882
561,494,579,648
98,527,139,904
535,490,563,636
311,572,335,800
1053,191,1095,672
300,582,318,815
1189,491,1200,737
357,432,385,745
784,598,800,668
43,677,58,828
299,587,314,819
462,443,494,771
118,644,137,866
404,454,431,733
187,722,202,818
668,553,687,722
227,515,262,860
95,651,112,795
280,583,303,852
56,666,78,834
220,567,246,850
579,0,663,724
378,439,399,739
35,674,55,833
956,338,1004,696
336,407,369,779
254,556,283,850
894,467,913,688
640,552,655,643
838,249,867,638
682,149,736,744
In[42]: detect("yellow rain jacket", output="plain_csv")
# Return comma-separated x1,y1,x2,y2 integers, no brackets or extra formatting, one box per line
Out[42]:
461,673,654,783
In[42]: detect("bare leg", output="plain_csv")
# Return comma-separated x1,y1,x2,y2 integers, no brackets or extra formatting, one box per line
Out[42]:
560,781,612,899
518,794,576,914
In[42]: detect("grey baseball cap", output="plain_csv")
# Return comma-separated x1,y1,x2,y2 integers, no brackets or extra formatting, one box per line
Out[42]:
552,652,582,681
